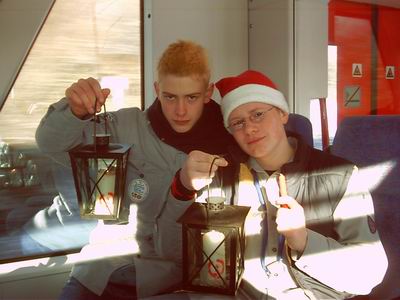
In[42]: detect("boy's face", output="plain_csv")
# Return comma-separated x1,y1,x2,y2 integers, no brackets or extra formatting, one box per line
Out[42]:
228,102,288,159
155,74,213,133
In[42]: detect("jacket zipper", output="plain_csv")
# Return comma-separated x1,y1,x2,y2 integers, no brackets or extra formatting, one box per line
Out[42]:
285,243,316,300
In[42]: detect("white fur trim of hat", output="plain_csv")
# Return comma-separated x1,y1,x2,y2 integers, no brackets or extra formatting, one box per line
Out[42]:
220,83,288,128
216,70,289,128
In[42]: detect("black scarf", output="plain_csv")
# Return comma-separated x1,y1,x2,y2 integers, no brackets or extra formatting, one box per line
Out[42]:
147,98,238,156
147,98,248,202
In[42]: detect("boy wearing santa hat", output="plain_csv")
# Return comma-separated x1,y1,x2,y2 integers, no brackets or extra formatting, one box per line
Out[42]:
168,70,387,299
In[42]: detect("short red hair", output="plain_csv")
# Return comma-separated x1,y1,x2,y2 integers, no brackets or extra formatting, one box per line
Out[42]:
157,40,210,84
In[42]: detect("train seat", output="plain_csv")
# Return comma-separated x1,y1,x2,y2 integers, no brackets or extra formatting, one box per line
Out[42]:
331,115,400,300
284,113,314,147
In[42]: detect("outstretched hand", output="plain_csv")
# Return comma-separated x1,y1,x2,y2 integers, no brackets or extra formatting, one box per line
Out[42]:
180,150,228,191
276,174,308,253
65,77,111,119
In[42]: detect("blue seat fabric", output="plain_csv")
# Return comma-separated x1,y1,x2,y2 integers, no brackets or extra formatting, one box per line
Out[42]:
331,115,400,300
285,113,314,148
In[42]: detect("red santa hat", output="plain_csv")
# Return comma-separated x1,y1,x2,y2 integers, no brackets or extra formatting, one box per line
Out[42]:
216,70,289,128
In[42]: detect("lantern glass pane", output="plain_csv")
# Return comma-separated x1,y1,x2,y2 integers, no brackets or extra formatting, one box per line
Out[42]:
235,226,244,285
91,158,118,217
75,157,119,219
186,227,236,289
179,203,250,295
69,143,131,222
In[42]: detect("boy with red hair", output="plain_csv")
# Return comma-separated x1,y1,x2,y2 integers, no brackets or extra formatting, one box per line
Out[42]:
36,40,238,299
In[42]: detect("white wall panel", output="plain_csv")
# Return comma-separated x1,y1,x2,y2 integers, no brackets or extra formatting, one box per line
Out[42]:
145,0,248,107
295,0,328,117
249,0,294,111
249,0,328,118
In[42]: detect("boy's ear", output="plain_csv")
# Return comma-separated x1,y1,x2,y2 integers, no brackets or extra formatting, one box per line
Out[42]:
154,82,160,97
279,109,289,124
205,83,214,103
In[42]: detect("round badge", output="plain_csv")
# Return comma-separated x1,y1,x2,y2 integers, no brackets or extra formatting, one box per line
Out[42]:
128,178,149,203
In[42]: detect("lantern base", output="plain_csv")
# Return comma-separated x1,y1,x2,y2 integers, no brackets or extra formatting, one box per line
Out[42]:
181,281,242,296
79,210,129,224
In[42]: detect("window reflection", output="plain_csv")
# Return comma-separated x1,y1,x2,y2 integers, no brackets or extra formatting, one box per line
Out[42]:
0,0,141,262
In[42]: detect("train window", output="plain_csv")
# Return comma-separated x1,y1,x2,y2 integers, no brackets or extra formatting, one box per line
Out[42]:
0,0,141,263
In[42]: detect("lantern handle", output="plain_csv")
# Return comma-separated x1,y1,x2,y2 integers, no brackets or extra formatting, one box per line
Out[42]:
93,98,109,150
206,156,224,203
207,156,218,201
103,103,108,135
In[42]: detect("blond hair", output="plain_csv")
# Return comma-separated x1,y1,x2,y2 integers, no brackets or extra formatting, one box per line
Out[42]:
157,40,210,84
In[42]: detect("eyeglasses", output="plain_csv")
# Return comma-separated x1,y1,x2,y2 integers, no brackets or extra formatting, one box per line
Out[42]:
228,106,275,132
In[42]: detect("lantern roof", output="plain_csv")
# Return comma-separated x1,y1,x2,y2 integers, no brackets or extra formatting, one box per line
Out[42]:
69,143,132,157
178,202,250,227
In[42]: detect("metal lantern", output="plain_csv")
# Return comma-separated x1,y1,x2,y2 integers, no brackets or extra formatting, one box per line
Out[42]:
178,197,250,295
69,110,132,222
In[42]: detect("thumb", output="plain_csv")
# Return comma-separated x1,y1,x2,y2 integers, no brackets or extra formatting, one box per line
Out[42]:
278,173,289,208
278,173,288,196
213,156,229,168
102,88,111,99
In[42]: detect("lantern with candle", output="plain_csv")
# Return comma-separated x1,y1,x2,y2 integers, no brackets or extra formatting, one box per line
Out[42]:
69,104,132,222
178,192,250,295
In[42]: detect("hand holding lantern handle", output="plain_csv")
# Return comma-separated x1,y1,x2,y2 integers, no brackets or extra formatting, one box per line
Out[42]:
180,150,228,191
65,77,111,119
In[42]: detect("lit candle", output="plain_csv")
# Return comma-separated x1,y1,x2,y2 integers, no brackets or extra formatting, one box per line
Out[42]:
201,230,226,286
94,167,116,216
